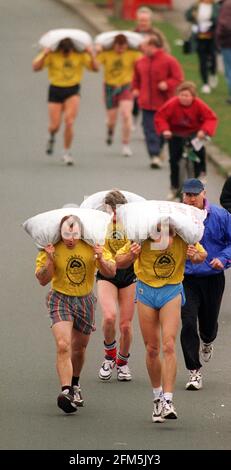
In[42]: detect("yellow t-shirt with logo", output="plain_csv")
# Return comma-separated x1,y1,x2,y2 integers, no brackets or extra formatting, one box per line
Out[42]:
35,240,114,296
96,50,142,86
103,222,128,260
117,236,205,288
36,51,93,87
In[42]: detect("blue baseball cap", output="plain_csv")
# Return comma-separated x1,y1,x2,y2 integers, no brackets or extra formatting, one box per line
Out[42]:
182,178,205,194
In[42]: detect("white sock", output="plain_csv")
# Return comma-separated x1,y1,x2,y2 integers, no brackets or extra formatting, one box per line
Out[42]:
153,387,163,400
63,149,71,156
164,392,173,402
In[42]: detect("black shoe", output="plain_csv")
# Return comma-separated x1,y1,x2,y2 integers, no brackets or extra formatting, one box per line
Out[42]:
46,136,55,155
57,389,78,414
226,97,231,105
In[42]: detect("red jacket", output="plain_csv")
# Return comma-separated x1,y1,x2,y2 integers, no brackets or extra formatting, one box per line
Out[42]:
132,50,183,111
155,96,218,136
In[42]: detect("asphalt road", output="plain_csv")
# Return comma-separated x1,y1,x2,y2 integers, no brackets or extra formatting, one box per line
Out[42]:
1,0,231,451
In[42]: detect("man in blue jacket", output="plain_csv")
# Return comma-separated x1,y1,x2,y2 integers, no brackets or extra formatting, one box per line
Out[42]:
181,178,231,390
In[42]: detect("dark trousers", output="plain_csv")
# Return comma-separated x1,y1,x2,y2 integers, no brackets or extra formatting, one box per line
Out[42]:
197,38,217,84
142,109,163,158
168,136,206,189
132,97,139,118
181,273,225,371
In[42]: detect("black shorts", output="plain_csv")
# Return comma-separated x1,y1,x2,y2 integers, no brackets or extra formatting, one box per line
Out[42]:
48,84,80,103
96,266,137,289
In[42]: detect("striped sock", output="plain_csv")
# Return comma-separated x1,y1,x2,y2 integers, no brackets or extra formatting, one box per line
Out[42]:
116,352,130,367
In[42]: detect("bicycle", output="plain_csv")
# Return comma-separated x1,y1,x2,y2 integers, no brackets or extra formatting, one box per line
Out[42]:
178,136,201,191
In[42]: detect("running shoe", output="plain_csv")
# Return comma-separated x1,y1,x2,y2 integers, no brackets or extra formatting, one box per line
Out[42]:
57,389,78,414
117,364,132,381
99,358,116,381
186,369,203,390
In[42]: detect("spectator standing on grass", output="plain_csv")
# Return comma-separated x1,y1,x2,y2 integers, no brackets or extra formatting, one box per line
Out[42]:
185,0,220,94
216,0,231,105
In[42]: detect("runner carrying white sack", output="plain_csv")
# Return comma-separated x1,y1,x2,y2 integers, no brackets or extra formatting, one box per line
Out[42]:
94,31,143,50
80,189,145,212
116,200,206,246
22,207,112,249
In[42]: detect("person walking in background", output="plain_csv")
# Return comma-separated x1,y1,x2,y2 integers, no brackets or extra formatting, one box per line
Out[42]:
220,175,231,212
97,190,137,382
216,0,231,104
116,223,206,422
185,0,220,94
155,81,218,200
95,34,142,157
132,6,170,130
35,215,116,414
32,38,97,165
132,33,183,169
181,179,231,391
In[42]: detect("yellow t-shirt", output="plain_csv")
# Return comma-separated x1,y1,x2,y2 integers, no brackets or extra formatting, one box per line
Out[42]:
35,240,114,296
103,222,128,260
36,50,93,87
96,50,142,86
117,236,205,288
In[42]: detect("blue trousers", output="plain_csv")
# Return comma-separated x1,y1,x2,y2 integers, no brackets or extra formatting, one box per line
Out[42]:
142,109,163,158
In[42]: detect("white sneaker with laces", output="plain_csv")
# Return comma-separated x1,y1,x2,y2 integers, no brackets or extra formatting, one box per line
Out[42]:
201,84,211,94
186,369,203,390
150,156,162,169
152,398,165,423
122,145,132,157
63,154,74,165
99,358,115,381
73,385,84,407
162,400,177,419
117,364,132,381
201,342,213,362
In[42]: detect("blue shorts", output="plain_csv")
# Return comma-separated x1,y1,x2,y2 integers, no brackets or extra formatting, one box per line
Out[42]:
136,280,185,310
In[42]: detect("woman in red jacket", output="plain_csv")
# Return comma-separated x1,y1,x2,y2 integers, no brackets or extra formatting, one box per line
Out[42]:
155,81,218,200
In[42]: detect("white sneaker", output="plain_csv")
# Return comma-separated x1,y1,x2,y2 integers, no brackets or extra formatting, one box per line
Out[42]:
209,75,218,89
201,342,213,362
166,188,178,201
122,145,132,157
201,84,211,94
152,398,165,423
150,156,162,169
99,358,115,381
62,154,74,165
186,369,203,390
162,400,177,419
117,364,132,381
73,385,84,407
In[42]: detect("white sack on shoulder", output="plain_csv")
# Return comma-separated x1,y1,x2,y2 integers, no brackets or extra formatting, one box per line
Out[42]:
80,189,145,211
117,201,206,244
22,207,112,249
39,29,92,52
94,31,143,50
